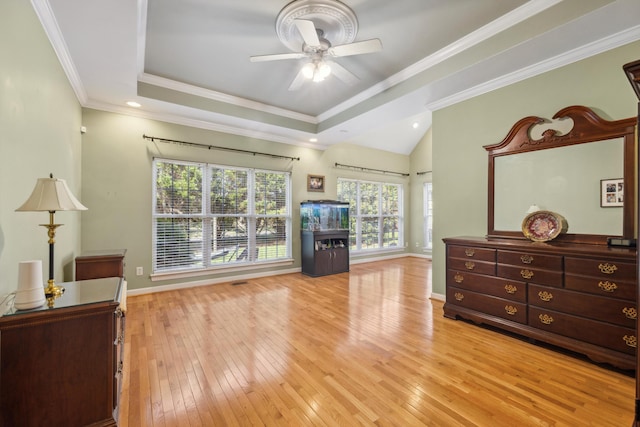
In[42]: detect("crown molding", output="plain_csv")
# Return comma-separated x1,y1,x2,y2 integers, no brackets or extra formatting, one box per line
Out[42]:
31,0,87,104
82,99,326,150
137,73,318,125
426,24,640,112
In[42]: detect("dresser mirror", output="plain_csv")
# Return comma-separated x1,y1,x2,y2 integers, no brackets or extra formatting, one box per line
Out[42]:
485,105,636,244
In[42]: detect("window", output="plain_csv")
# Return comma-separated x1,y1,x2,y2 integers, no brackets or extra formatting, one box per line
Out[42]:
153,159,291,273
424,182,433,249
337,178,403,252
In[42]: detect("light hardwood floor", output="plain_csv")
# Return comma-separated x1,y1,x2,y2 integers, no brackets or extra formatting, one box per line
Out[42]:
119,257,635,426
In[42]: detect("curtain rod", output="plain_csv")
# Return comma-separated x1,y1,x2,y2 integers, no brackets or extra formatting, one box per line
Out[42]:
334,162,410,177
142,134,300,161
417,170,432,175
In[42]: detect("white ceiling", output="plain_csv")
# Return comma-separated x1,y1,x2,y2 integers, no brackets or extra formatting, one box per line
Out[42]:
35,0,640,154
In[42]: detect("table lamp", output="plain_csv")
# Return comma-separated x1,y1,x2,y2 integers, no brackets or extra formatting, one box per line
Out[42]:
15,173,87,298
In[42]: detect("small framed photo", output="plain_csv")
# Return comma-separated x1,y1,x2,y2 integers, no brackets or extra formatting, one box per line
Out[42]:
601,178,624,207
307,174,325,192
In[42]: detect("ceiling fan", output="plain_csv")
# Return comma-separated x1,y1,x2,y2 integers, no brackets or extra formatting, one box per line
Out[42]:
249,0,383,91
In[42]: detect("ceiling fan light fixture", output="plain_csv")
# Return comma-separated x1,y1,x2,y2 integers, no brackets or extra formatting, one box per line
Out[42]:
302,62,315,79
317,62,331,80
252,0,381,89
303,61,332,82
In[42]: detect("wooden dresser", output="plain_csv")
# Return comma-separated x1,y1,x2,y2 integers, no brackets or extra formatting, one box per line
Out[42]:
0,277,125,426
443,236,637,370
76,249,126,280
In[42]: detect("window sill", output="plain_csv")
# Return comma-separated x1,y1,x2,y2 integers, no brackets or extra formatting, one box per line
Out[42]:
150,258,295,282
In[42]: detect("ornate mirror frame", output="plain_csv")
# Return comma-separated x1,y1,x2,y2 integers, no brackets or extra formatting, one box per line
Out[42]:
485,105,637,245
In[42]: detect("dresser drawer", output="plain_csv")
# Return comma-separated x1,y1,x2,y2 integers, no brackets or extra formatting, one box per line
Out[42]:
497,264,562,287
528,284,636,328
564,274,635,301
447,270,526,302
448,257,495,275
565,257,636,281
498,250,562,270
447,286,527,324
448,245,495,262
529,306,636,355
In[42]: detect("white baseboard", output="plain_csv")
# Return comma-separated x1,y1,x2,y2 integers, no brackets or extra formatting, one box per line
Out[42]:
127,266,301,296
430,292,445,302
128,253,433,296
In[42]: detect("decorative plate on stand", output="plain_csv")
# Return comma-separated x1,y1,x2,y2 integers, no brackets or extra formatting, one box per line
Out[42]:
521,210,568,242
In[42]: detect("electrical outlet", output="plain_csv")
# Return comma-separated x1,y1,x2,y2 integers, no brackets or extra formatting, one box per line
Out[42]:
415,242,419,248
136,266,143,276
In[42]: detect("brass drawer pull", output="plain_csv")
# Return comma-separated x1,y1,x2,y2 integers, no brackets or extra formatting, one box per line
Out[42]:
537,291,553,302
464,248,475,257
598,263,617,274
623,307,637,320
454,273,464,283
623,335,637,348
504,284,518,294
454,292,464,301
598,281,618,293
520,254,534,264
538,314,554,325
505,305,518,316
520,269,534,279
464,261,475,270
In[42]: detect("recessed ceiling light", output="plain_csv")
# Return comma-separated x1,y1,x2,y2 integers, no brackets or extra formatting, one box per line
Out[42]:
126,101,141,108
309,138,318,142
412,122,419,129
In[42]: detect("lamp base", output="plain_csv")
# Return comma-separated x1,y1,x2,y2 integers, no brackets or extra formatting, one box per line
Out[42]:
44,279,65,298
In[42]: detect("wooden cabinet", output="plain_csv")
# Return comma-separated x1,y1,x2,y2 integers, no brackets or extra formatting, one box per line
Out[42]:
300,200,350,277
76,249,126,280
443,236,637,370
301,230,349,277
0,277,125,426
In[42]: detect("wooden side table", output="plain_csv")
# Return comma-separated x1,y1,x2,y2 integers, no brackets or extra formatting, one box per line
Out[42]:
0,277,125,426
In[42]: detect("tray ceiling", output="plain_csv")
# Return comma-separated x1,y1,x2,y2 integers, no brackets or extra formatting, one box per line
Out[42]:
39,0,640,154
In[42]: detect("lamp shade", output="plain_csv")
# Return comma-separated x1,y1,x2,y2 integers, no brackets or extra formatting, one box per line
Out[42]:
16,175,87,212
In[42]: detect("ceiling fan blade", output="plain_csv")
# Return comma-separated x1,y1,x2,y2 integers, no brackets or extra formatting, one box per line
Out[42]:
328,38,382,57
250,52,307,62
288,67,307,91
329,62,359,86
294,19,320,47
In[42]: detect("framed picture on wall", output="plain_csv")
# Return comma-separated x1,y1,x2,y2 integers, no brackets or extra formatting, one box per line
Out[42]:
600,178,623,207
307,174,325,192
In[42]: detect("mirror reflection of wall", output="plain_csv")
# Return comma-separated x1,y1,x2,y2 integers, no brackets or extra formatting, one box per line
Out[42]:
494,137,624,235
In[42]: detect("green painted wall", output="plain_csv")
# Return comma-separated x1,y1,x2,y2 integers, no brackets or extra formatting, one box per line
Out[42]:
80,109,412,291
0,0,83,298
431,41,640,297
